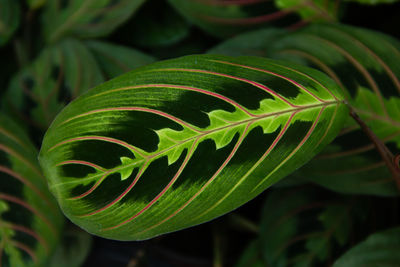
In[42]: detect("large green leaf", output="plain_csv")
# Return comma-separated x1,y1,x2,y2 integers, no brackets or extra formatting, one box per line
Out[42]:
0,0,20,47
210,23,400,196
42,0,146,43
333,226,400,266
3,39,104,130
0,115,64,266
167,0,339,39
39,54,347,240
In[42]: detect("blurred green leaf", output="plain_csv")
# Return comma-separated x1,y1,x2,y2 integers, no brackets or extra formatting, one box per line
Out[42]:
257,187,365,267
47,227,92,267
27,0,46,10
129,0,191,48
86,41,156,79
42,0,147,43
0,114,64,267
333,226,400,266
3,39,104,129
0,0,20,47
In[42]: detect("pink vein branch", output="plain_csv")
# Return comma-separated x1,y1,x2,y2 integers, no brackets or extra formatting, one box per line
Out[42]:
11,241,37,264
56,160,107,172
193,112,297,220
0,194,57,236
68,171,110,200
58,107,202,134
137,123,252,235
157,68,298,108
252,107,325,192
210,59,331,103
86,84,257,118
102,140,199,231
79,162,148,215
0,166,58,213
48,135,146,157
6,223,49,253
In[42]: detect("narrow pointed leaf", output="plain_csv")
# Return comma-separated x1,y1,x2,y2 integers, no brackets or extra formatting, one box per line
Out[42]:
333,226,400,267
0,115,64,267
39,54,347,240
42,0,146,43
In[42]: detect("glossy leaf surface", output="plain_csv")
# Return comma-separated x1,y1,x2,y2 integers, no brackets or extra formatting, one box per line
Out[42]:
0,0,20,47
42,0,146,43
39,55,347,240
333,226,400,267
0,115,64,266
168,0,338,39
210,23,400,196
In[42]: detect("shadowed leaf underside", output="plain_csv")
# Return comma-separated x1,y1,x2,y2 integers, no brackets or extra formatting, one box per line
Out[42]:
39,55,347,240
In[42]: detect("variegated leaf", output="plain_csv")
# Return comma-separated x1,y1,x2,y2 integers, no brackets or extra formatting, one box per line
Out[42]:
0,115,64,266
168,0,340,39
39,55,347,240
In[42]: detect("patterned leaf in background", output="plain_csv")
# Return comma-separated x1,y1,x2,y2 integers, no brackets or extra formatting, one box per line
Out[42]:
236,187,367,267
0,114,64,267
209,23,400,196
333,226,400,266
42,0,147,43
0,0,20,47
345,0,400,4
39,54,347,240
86,41,156,79
2,39,104,130
167,0,340,39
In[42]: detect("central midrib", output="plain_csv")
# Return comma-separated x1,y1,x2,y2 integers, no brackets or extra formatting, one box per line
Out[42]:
53,100,340,188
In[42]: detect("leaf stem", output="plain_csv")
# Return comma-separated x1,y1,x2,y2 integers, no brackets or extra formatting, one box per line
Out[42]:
349,108,400,191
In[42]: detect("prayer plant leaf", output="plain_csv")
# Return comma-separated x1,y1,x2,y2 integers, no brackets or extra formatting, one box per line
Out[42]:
344,0,400,4
210,23,400,196
167,0,339,39
42,0,147,43
3,39,104,130
0,114,64,267
39,54,347,241
333,226,400,267
0,0,20,47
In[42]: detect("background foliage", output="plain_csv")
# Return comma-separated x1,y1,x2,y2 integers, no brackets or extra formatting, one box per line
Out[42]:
1,0,400,266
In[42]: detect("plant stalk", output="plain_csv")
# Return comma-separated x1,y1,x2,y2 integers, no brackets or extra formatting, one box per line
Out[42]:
349,109,400,190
